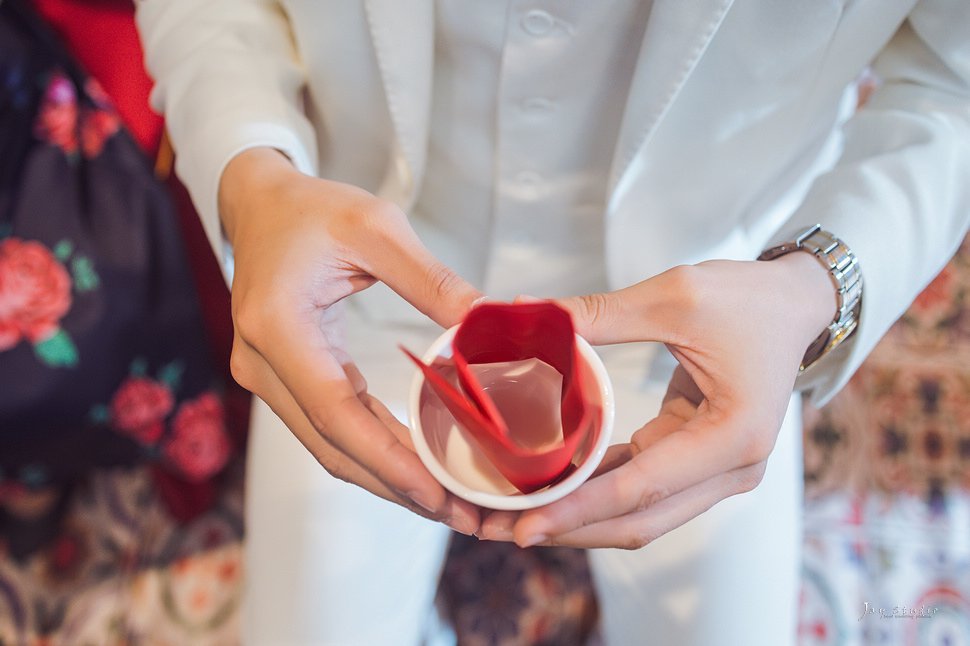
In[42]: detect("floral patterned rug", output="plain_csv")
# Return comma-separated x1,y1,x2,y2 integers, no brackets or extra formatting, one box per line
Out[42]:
796,236,970,646
2,237,968,645
0,464,244,645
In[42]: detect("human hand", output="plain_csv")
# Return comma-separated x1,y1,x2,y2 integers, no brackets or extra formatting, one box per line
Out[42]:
219,148,484,534
478,254,836,548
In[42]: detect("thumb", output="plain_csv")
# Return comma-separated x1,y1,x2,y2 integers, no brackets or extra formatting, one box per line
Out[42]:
371,240,483,329
556,278,673,345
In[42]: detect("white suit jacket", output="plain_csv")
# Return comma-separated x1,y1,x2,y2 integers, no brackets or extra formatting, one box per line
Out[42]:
136,0,970,405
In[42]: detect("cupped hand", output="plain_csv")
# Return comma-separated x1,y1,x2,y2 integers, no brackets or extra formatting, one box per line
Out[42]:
479,254,836,548
219,148,483,534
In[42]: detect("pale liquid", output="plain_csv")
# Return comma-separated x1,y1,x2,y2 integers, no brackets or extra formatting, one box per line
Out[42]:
419,357,567,494
469,358,565,451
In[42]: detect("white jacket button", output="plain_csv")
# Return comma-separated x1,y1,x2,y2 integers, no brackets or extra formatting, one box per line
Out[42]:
522,10,555,37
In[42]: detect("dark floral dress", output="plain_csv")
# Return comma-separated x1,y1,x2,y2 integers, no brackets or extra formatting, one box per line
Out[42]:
0,0,236,559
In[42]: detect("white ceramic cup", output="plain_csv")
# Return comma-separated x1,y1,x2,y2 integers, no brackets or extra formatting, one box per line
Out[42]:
407,325,615,510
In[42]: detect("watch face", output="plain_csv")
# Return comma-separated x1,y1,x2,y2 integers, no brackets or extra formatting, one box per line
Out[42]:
800,330,832,372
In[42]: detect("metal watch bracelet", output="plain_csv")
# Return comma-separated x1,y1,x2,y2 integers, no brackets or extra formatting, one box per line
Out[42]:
758,224,863,371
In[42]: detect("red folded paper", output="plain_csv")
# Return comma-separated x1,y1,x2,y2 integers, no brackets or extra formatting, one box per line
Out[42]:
403,302,600,493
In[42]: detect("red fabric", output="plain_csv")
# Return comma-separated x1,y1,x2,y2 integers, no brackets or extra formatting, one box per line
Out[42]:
32,0,163,156
405,302,600,493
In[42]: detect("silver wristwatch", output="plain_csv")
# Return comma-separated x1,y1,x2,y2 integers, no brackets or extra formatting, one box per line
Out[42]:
758,224,863,371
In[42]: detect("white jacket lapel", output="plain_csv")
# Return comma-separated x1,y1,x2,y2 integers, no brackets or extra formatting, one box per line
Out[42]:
363,0,434,205
360,0,735,208
609,0,735,196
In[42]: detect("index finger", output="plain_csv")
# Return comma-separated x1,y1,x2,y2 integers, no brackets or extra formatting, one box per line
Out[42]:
255,310,452,515
509,411,759,546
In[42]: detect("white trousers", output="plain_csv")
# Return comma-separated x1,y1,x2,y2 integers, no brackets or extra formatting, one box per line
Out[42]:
242,312,802,646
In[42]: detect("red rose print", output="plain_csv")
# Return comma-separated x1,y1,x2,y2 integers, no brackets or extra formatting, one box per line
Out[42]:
0,238,72,351
0,481,29,503
110,377,174,445
34,72,79,154
84,78,112,109
165,393,230,481
79,78,120,157
80,108,120,158
0,320,18,350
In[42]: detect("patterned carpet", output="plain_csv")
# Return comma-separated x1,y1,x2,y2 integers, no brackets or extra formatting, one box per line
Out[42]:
1,238,968,645
796,236,970,645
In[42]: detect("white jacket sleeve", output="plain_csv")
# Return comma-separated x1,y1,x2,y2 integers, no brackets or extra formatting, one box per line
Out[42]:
135,0,319,272
785,1,970,405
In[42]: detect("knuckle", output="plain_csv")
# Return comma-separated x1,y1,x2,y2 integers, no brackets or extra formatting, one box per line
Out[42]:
304,402,335,436
634,485,669,512
576,292,616,330
330,196,402,244
232,295,269,346
318,457,350,484
665,264,704,313
737,462,767,493
361,197,406,231
739,438,772,466
737,422,777,465
621,526,657,550
228,347,255,392
305,391,366,442
725,408,778,465
371,197,407,220
375,433,407,467
425,261,465,300
623,460,668,511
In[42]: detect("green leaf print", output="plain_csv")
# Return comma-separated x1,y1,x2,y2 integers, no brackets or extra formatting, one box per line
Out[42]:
71,255,100,291
130,357,148,377
33,329,79,367
158,360,185,391
88,404,110,424
53,239,74,261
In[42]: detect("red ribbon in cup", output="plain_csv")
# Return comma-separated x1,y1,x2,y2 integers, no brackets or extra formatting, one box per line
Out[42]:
403,302,600,493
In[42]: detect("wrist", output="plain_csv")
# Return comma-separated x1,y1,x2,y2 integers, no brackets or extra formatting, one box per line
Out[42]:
759,225,863,371
218,147,298,245
771,251,840,347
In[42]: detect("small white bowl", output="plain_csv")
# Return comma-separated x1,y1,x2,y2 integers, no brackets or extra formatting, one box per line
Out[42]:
408,325,615,510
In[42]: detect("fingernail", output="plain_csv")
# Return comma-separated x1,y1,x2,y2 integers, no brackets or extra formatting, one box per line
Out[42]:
514,294,542,303
471,296,490,308
447,520,474,536
477,526,513,542
409,492,437,514
519,533,548,548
